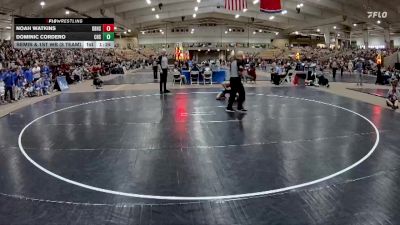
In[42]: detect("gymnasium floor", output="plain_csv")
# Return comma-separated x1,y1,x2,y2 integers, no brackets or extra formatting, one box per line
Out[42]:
0,71,399,224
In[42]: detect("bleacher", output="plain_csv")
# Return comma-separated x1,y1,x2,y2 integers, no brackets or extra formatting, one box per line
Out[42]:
258,49,285,59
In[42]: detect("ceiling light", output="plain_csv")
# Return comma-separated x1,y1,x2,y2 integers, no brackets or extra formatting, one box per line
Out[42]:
161,32,164,34
337,33,340,37
198,49,201,51
194,6,198,11
253,31,256,35
40,1,45,6
146,0,151,5
217,49,220,51
377,20,381,24
65,10,70,15
151,7,155,11
243,8,248,12
191,28,195,31
141,31,145,34
159,29,162,32
229,28,232,32
225,30,228,34
259,29,262,32
333,26,337,29
299,3,304,7
295,31,299,35
317,28,320,32
252,0,259,4
197,0,201,3
124,31,127,34
281,10,287,15
6,26,11,29
128,29,131,32
208,49,210,51
155,14,159,19
269,16,275,20
227,48,230,51
193,13,197,18
235,14,240,19
353,23,357,27
275,32,279,35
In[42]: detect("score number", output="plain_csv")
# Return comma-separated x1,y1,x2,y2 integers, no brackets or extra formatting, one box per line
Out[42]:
102,24,114,41
103,32,114,41
103,24,114,32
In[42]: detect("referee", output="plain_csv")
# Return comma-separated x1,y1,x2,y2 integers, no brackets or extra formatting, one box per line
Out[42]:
226,51,247,112
158,49,170,94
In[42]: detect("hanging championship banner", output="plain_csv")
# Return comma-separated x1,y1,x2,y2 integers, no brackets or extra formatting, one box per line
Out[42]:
260,0,282,13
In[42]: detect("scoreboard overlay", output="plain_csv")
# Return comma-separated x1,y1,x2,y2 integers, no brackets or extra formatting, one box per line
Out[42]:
13,18,115,49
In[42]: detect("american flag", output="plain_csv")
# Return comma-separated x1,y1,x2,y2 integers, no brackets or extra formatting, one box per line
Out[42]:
225,0,247,11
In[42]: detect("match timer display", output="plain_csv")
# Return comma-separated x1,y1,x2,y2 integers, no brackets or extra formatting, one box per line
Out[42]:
13,18,115,49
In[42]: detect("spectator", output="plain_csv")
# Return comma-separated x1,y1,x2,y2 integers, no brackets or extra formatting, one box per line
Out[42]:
152,57,158,80
3,69,15,102
348,60,353,75
355,60,363,86
331,59,338,81
32,63,41,82
245,63,257,83
386,80,399,110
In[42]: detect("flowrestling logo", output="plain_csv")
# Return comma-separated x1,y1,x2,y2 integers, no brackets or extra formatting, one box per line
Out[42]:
367,11,388,19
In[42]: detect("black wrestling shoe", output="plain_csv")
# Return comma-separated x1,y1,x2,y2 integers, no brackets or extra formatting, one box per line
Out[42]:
237,108,248,113
164,90,171,93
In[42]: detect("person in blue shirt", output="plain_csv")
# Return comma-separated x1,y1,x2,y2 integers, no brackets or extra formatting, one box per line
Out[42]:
3,70,15,102
42,77,51,95
42,64,51,76
24,67,34,83
33,79,42,96
191,63,200,72
15,75,25,100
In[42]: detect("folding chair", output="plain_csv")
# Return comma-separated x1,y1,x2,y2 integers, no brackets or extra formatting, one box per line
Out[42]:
190,71,200,85
203,70,213,85
279,70,292,85
172,71,183,86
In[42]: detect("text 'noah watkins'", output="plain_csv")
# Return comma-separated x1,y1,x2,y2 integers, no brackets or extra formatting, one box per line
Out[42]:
15,26,57,31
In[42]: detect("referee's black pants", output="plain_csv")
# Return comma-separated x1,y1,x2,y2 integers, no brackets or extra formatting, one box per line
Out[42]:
160,69,168,92
228,77,245,110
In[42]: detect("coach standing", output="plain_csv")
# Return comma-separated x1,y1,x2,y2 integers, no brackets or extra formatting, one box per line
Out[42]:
226,51,247,112
158,49,170,94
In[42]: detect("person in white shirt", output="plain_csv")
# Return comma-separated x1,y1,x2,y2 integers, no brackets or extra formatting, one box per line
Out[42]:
0,79,5,103
158,49,170,94
72,67,82,82
348,60,353,75
32,64,41,81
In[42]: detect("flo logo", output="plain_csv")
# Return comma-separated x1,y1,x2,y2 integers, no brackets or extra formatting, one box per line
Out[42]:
367,11,388,18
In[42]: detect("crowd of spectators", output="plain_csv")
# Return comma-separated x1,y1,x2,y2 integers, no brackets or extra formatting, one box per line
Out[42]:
0,40,146,104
